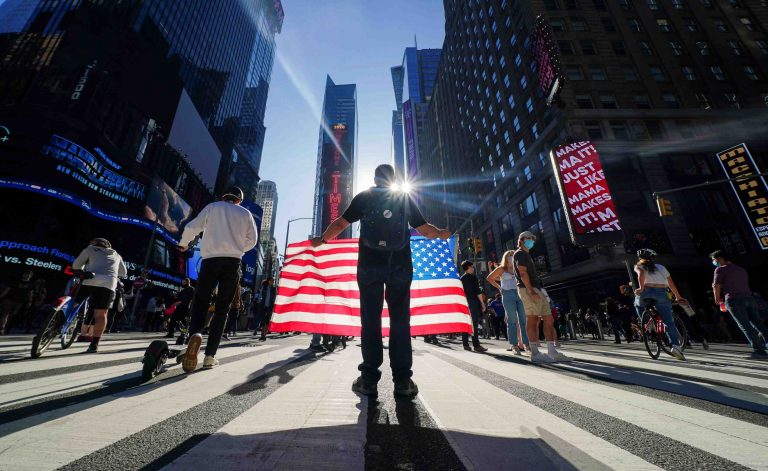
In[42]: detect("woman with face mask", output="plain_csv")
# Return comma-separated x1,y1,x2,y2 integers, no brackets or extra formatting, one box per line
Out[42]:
487,250,529,354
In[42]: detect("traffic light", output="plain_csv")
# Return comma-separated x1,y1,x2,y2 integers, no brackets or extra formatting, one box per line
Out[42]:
655,195,673,217
473,238,484,253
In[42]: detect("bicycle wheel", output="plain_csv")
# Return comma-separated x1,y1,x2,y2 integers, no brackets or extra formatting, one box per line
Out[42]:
31,308,62,358
641,311,661,359
674,314,689,352
61,301,86,350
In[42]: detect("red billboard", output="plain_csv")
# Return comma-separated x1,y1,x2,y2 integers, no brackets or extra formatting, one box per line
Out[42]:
533,15,563,106
550,141,622,245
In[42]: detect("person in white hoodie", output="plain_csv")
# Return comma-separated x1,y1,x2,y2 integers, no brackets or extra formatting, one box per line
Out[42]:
72,238,127,353
178,186,257,371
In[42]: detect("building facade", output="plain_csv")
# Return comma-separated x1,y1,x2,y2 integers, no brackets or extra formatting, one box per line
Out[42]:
0,0,282,293
312,75,358,240
254,180,278,254
423,0,768,310
391,47,442,183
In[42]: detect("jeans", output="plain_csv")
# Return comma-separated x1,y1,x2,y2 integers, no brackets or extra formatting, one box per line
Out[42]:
726,295,765,352
635,287,679,346
188,257,241,357
462,299,483,347
501,289,528,345
357,263,413,383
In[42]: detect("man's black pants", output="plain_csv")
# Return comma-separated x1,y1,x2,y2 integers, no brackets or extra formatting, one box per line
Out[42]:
462,299,483,347
188,257,241,357
167,304,189,336
357,263,413,384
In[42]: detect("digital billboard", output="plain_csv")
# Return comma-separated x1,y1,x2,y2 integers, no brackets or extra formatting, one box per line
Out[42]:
319,123,353,236
533,15,563,106
550,141,622,246
143,176,194,241
403,100,419,180
716,143,768,250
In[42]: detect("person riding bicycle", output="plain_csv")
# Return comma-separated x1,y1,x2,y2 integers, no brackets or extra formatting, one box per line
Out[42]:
71,238,127,353
633,248,686,360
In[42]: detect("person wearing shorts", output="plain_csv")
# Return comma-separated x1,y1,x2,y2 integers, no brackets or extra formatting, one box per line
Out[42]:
512,231,570,363
72,238,127,353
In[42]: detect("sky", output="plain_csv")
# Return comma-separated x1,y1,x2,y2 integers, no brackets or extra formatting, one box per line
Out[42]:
259,0,445,254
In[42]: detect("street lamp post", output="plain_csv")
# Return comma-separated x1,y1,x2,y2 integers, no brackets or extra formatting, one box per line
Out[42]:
283,217,313,265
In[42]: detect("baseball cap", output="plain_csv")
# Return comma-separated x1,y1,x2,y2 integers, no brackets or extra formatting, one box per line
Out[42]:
518,231,537,241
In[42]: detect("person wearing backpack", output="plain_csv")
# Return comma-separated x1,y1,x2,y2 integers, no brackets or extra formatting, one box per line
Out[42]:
310,164,451,399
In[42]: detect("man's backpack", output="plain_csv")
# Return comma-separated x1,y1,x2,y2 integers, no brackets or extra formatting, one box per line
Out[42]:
359,187,409,252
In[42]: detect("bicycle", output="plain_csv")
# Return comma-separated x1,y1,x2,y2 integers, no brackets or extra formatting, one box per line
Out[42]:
31,270,94,358
638,299,688,360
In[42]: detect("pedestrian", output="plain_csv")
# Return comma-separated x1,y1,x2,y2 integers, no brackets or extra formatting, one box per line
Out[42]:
710,250,766,357
310,163,451,398
487,251,528,354
606,297,625,344
253,278,276,341
153,296,166,332
142,296,158,333
224,285,243,339
488,294,507,341
512,231,570,363
0,270,35,335
178,186,258,371
71,238,127,352
165,278,194,339
107,281,126,333
459,261,489,353
634,248,686,360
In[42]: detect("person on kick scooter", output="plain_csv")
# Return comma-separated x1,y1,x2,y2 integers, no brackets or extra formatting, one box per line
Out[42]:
177,187,257,371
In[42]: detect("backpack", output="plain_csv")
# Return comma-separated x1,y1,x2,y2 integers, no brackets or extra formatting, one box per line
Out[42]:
359,187,409,252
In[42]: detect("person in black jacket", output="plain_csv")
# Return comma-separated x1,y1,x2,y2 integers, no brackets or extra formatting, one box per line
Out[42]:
253,278,276,341
461,261,488,352
165,278,194,338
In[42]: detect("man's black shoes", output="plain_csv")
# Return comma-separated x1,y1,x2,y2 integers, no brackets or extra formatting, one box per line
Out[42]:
394,379,419,399
352,377,378,397
308,344,326,353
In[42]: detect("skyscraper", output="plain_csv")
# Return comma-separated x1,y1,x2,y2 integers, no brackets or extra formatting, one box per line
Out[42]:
312,76,358,240
424,0,768,309
254,180,279,254
390,47,441,182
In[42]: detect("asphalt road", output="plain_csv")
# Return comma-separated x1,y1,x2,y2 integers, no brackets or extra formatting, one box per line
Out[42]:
0,332,766,470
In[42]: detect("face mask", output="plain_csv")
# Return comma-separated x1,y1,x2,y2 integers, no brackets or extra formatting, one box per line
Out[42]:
524,239,535,250
712,260,719,267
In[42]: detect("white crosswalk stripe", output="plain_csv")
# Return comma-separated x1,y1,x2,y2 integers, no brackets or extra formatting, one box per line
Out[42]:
0,335,766,470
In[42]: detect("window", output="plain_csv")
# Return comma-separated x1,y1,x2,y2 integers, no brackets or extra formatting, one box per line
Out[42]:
532,123,540,139
639,41,653,56
695,92,711,109
508,95,515,108
657,19,672,32
646,0,659,10
696,41,711,56
589,65,607,80
714,19,728,32
757,40,768,55
513,116,521,131
566,64,585,80
600,94,618,108
724,92,740,109
499,56,506,68
576,94,594,108
585,120,603,139
602,17,616,32
710,65,726,81
520,75,528,89
558,40,575,55
580,40,596,55
675,66,699,82
610,120,629,140
518,139,527,156
683,18,699,32
650,66,667,82
622,64,639,81
744,65,760,81
551,18,567,32
503,130,510,144
496,90,502,103
526,97,534,112
634,94,651,109
729,40,744,56
627,18,643,32
669,40,684,56
740,17,755,32
515,53,522,67
571,18,588,31
508,152,515,167
503,74,511,87
671,0,685,9
662,93,680,108
612,41,626,55
523,165,533,181
519,193,538,217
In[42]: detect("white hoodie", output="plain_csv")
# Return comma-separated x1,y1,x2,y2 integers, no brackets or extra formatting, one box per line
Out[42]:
72,245,127,290
179,200,258,260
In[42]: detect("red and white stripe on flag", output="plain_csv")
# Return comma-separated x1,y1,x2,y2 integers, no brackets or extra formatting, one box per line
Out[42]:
270,238,473,336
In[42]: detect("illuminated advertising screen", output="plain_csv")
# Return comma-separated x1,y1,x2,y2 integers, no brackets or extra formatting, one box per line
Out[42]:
143,176,194,241
403,100,419,180
716,143,768,250
240,200,263,285
550,141,622,246
319,123,353,234
533,15,563,106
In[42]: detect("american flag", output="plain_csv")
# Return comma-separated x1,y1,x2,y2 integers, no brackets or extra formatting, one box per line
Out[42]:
270,236,473,336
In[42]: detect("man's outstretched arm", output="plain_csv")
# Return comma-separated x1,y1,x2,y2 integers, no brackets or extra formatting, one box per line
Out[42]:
310,217,351,247
415,223,452,240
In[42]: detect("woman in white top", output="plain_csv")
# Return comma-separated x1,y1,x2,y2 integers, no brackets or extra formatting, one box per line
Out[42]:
633,248,686,360
487,250,529,354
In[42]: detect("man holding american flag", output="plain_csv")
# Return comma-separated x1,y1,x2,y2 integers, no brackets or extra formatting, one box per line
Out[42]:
310,164,451,399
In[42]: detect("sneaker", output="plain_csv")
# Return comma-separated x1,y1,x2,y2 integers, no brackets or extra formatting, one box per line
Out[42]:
182,333,202,373
83,345,98,354
394,379,419,399
351,377,378,397
530,352,554,363
548,351,572,362
463,345,472,351
308,344,326,353
670,345,686,361
203,355,219,369
473,345,488,353
512,346,522,356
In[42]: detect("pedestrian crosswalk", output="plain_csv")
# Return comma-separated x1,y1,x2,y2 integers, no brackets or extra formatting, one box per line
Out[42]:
0,334,766,470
